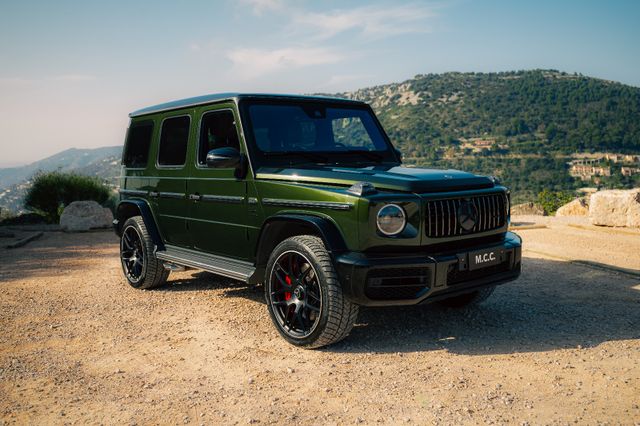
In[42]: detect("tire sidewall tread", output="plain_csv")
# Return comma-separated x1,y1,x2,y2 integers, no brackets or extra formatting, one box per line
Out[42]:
265,235,358,349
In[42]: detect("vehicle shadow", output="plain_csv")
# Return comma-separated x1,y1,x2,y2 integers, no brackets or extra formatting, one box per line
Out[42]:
329,256,640,355
158,256,640,356
160,271,265,304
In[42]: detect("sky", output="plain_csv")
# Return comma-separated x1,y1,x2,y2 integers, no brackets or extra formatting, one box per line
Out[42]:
0,0,638,167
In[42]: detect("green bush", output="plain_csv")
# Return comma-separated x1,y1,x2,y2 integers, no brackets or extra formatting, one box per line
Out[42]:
24,171,110,223
537,189,576,215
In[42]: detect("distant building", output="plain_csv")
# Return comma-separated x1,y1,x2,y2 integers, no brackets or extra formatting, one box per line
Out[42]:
621,167,640,177
603,153,640,164
569,164,611,181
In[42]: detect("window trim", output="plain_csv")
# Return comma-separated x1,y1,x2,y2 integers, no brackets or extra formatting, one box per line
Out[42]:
194,107,240,170
122,119,155,170
156,114,192,169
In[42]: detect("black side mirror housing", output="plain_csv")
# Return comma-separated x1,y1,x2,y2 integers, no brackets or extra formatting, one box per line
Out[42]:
206,147,241,169
394,148,403,162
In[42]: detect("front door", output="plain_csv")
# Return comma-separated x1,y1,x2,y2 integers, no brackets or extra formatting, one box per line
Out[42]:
186,106,249,260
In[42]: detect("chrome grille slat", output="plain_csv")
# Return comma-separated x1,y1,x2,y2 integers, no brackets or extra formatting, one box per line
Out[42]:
445,200,451,235
425,193,507,238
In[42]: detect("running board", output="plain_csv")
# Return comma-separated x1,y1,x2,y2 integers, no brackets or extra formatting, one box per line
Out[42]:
155,245,256,282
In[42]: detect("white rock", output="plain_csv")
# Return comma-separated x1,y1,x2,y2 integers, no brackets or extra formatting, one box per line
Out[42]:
556,198,589,216
60,201,113,232
589,189,640,228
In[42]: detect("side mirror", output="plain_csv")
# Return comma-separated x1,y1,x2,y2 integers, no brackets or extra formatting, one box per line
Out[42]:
394,148,403,162
206,147,241,169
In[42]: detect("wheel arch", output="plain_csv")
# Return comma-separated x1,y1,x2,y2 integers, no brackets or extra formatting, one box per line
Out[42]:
254,214,348,271
114,199,165,251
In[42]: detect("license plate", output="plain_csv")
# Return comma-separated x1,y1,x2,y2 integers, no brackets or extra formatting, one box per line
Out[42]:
468,247,502,270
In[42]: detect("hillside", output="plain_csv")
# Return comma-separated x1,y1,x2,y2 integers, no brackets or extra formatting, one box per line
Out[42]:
329,70,640,201
2,70,640,213
0,146,121,213
338,69,640,154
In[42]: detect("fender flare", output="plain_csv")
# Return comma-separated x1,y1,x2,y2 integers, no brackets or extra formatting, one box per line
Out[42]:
114,199,165,251
254,214,348,268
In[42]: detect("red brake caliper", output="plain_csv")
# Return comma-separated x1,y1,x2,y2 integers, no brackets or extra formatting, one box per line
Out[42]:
284,275,292,301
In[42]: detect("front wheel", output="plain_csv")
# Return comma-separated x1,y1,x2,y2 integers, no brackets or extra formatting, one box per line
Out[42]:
265,235,359,348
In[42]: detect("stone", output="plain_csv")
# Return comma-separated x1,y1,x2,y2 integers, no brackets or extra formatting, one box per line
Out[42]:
511,202,545,216
59,201,113,232
556,198,589,216
589,189,640,228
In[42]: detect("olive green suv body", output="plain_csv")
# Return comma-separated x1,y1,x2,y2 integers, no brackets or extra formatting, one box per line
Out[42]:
114,93,522,348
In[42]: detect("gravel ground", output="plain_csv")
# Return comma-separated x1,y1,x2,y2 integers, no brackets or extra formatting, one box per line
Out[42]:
1,227,639,425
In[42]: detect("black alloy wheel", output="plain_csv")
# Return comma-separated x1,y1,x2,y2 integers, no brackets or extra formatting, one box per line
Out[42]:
121,225,145,284
268,250,322,338
264,235,358,348
119,216,169,289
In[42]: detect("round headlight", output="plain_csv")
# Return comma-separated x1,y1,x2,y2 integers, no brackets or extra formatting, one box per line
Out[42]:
376,204,406,236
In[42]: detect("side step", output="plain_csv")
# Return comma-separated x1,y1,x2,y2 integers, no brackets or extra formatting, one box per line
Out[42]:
155,245,256,282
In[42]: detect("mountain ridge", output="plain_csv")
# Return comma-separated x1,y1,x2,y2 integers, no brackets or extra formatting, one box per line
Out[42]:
2,69,639,213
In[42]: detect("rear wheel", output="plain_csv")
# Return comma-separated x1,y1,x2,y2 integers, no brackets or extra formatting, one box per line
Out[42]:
265,235,359,348
438,286,495,308
120,216,169,289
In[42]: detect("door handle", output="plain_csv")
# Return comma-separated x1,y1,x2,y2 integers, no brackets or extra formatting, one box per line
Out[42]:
149,191,159,198
189,193,201,201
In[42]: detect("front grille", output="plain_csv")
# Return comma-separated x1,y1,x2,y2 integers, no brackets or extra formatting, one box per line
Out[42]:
365,267,430,300
447,255,512,285
425,193,507,238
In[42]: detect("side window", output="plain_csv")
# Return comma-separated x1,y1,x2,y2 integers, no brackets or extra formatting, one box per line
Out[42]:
198,110,240,165
122,121,153,168
158,116,190,167
331,116,376,150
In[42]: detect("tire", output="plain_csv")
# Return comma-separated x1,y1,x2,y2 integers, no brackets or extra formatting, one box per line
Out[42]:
438,286,496,308
119,216,169,289
265,235,359,348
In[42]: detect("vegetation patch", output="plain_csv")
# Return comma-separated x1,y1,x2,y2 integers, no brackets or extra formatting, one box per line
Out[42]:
24,172,110,223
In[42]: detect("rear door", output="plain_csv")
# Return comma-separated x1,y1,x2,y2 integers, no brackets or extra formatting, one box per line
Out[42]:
186,105,250,260
151,113,192,247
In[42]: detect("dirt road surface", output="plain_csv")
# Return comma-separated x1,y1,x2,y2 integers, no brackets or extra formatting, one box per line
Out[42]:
1,222,639,424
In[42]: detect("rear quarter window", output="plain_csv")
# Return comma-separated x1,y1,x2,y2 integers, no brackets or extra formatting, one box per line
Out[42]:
158,115,190,167
122,120,154,168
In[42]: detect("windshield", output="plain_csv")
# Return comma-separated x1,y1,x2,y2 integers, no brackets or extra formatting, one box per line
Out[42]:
240,100,400,167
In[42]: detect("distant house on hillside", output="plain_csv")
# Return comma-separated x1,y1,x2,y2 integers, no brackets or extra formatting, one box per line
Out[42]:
569,161,612,181
621,167,640,177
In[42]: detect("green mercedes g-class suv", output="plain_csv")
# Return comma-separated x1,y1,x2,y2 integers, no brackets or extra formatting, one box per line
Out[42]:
114,93,521,348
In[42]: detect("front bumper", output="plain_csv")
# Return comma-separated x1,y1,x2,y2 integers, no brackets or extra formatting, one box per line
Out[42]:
335,232,522,306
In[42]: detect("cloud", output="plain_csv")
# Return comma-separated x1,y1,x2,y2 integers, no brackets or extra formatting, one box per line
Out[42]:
238,0,284,15
291,4,436,40
50,74,97,82
227,47,343,78
324,74,374,88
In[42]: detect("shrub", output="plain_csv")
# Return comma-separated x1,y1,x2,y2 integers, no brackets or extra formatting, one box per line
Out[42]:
24,171,110,223
0,212,47,226
537,189,576,215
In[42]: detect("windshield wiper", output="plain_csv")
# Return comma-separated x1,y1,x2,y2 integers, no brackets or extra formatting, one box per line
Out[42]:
341,150,385,163
263,151,329,164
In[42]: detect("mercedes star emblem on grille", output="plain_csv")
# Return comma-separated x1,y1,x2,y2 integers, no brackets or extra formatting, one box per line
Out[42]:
457,200,477,231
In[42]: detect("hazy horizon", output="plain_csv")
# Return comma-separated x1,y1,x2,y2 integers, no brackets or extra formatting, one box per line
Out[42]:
1,0,639,165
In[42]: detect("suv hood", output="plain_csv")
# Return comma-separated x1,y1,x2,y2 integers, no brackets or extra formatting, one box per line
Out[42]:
256,165,495,193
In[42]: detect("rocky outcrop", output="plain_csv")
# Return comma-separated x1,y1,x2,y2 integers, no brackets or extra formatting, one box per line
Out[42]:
589,189,640,227
511,202,545,216
60,201,113,232
556,198,589,216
